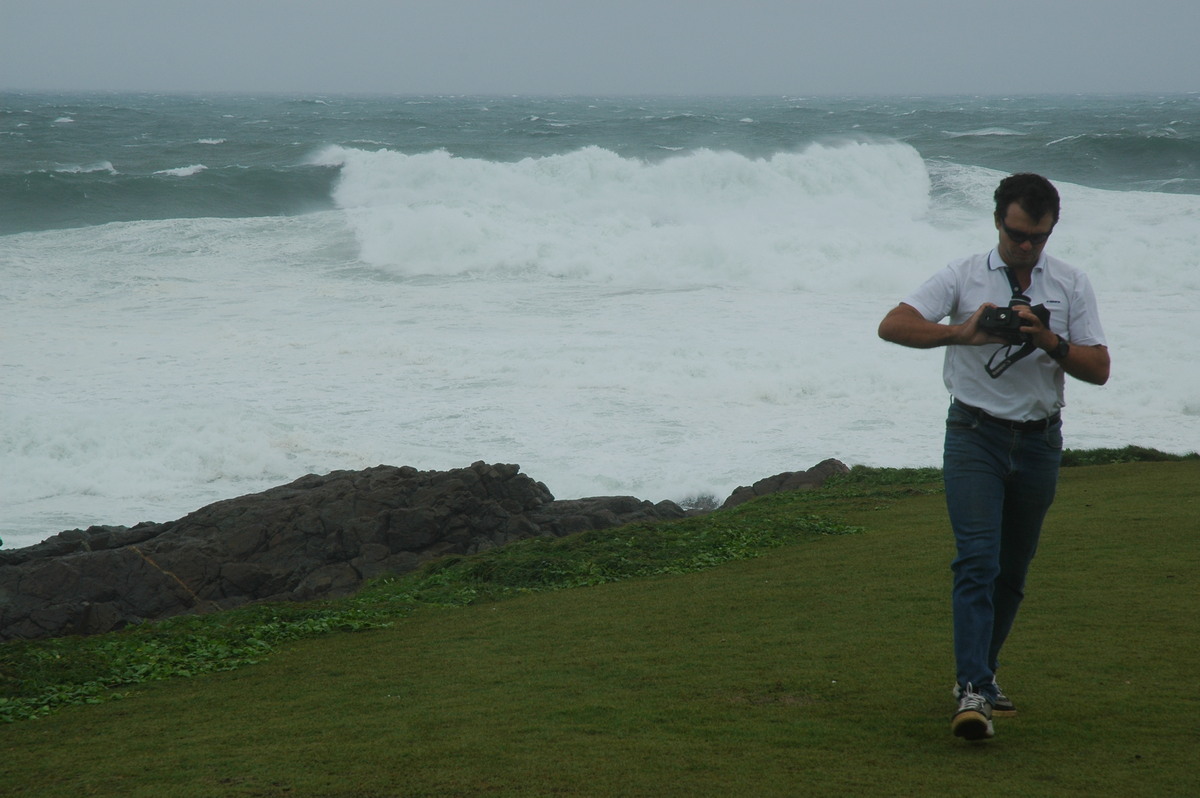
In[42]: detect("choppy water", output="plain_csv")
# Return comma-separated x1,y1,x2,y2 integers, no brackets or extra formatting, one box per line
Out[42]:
3,93,1198,548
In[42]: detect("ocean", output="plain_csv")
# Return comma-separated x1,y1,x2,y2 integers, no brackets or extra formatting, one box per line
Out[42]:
2,93,1198,549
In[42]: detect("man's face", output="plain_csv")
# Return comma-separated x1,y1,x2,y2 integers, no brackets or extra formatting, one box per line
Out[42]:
995,202,1055,270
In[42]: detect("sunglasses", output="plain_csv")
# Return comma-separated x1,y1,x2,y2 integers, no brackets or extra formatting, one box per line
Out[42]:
1000,219,1053,246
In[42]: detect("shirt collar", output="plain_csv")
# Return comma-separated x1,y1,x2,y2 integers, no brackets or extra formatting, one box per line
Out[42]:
988,247,1046,273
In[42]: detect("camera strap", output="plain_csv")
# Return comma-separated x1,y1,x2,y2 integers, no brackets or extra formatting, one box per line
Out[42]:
986,268,1038,379
1002,266,1031,305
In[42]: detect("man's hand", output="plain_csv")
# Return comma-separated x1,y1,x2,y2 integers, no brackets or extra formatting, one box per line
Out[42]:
879,302,1004,348
1012,304,1057,350
1010,304,1111,385
963,303,1012,346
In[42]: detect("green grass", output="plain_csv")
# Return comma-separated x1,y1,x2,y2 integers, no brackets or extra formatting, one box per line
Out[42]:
2,453,1198,797
0,497,863,726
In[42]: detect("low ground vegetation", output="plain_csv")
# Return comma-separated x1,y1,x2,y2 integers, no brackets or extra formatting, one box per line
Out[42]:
2,447,1197,796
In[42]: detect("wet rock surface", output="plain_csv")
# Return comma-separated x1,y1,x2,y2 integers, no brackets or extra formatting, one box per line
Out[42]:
1,459,845,640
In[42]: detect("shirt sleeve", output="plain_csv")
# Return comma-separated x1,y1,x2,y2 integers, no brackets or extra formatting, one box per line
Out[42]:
1067,272,1108,347
902,265,959,323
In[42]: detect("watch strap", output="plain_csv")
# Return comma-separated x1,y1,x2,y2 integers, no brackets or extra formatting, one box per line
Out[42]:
1048,335,1070,360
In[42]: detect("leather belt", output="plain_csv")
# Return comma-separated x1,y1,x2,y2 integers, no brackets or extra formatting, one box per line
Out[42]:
953,399,1060,432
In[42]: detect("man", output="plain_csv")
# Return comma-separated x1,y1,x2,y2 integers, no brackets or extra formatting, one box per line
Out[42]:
878,173,1109,741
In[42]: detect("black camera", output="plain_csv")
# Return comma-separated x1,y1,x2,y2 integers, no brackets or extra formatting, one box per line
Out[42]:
979,302,1050,345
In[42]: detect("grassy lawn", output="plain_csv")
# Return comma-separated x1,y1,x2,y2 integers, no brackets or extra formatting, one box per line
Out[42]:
2,458,1197,797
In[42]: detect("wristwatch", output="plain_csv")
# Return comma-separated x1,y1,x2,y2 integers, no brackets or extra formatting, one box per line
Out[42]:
1047,335,1071,360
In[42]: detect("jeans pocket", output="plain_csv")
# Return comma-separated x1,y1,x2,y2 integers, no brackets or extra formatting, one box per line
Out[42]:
1044,422,1064,450
946,403,981,431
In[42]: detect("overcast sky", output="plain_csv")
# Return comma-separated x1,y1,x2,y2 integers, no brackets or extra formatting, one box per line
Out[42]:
2,0,1196,96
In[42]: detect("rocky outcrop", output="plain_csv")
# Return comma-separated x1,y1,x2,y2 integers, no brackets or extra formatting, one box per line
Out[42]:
0,459,846,641
0,462,686,641
720,458,851,508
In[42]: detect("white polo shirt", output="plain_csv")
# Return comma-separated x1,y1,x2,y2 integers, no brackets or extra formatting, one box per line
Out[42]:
903,248,1107,422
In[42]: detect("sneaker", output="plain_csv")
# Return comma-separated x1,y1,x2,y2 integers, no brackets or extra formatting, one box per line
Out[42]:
954,681,1016,717
951,686,994,741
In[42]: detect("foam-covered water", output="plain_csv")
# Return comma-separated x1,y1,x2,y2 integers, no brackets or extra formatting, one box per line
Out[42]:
2,94,1198,549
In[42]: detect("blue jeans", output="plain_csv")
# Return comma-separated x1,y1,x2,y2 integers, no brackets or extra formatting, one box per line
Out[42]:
943,400,1063,701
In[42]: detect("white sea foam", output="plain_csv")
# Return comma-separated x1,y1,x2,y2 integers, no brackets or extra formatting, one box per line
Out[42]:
154,164,207,177
324,141,937,290
53,161,118,174
2,143,1197,549
945,127,1027,138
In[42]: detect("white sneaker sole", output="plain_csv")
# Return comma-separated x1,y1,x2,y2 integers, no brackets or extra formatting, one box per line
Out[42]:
952,710,995,741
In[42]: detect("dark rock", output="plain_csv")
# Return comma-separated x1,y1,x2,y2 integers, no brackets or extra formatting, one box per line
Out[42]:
0,523,163,567
1,459,847,641
528,495,687,536
720,458,850,509
0,461,689,641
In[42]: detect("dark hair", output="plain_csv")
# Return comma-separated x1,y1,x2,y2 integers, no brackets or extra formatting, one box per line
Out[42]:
994,173,1060,224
